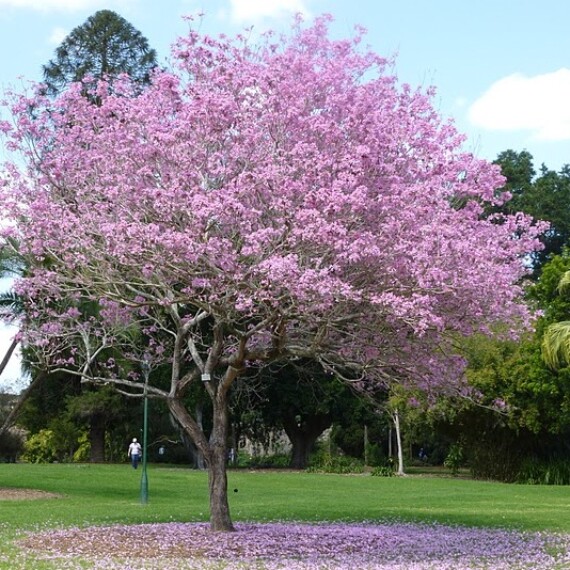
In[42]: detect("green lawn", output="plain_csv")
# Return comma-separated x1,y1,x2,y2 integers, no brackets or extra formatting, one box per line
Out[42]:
0,463,569,532
1,464,570,570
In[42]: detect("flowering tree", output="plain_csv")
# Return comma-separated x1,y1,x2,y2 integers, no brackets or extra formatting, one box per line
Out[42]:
0,16,544,531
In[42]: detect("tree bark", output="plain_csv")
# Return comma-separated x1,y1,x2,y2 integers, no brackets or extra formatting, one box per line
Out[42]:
283,413,331,469
0,337,18,380
207,437,232,531
194,402,206,470
0,370,46,439
392,409,405,476
89,414,106,462
207,390,234,531
168,393,234,531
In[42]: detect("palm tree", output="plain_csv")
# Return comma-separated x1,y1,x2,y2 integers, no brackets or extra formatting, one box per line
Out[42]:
0,253,30,438
542,270,570,370
0,245,25,382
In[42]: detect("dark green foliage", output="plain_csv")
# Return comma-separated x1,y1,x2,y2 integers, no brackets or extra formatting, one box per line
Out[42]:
443,443,464,475
0,430,23,462
365,442,387,467
235,453,291,469
493,150,570,275
17,372,81,434
464,422,526,482
517,458,570,485
438,400,570,483
370,464,395,477
331,413,388,462
42,9,157,98
232,361,339,468
306,449,365,474
66,386,129,462
231,360,390,469
0,393,24,461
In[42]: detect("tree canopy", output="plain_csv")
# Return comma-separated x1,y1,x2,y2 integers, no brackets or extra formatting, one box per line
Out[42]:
42,9,157,97
0,15,545,530
494,150,570,275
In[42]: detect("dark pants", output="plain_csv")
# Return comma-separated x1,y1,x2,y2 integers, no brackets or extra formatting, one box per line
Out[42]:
131,454,140,469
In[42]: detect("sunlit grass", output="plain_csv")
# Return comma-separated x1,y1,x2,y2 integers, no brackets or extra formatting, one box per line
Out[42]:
0,463,569,531
1,463,569,569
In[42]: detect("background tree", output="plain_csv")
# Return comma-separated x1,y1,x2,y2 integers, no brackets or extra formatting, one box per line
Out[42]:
494,151,570,275
42,10,157,98
414,254,570,482
0,390,24,461
43,9,158,457
240,361,359,469
541,255,570,370
0,9,161,458
0,16,544,531
0,244,25,388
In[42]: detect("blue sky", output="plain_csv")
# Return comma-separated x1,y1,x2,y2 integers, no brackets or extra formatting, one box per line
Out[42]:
0,0,569,388
1,0,570,171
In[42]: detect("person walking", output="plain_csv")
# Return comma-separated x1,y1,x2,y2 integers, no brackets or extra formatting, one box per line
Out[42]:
128,438,142,469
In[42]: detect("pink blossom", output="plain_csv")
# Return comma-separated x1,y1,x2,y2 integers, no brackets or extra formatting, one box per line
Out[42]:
0,14,547,527
17,522,570,569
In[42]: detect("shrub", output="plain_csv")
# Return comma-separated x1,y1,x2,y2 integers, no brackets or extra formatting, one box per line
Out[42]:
22,429,57,463
517,458,570,485
235,453,291,469
307,452,364,474
365,442,386,467
443,443,464,475
371,465,394,477
72,432,91,463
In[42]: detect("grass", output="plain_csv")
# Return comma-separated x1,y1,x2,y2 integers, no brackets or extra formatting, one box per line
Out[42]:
0,462,569,533
1,463,570,569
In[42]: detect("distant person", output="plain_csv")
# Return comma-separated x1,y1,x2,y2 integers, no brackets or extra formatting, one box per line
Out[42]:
128,438,142,469
418,448,428,462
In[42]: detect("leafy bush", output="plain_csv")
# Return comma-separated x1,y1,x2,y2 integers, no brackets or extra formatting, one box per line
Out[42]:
365,442,386,467
517,458,570,485
236,453,291,469
22,429,57,463
371,465,394,477
444,443,464,475
468,437,523,482
72,432,91,463
307,452,364,474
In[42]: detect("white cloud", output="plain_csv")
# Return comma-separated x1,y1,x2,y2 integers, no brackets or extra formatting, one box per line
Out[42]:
0,0,133,12
228,0,310,24
468,68,570,141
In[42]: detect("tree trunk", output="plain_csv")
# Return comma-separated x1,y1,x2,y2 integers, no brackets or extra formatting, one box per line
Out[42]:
207,392,234,531
89,414,106,462
168,394,234,531
207,437,233,531
364,424,369,467
392,409,405,476
0,371,46,439
0,337,18,379
288,433,313,469
283,413,331,469
194,402,206,470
